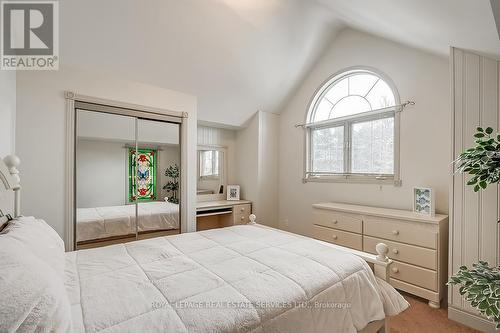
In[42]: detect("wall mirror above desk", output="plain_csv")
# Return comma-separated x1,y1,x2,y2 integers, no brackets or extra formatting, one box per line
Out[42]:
197,145,227,201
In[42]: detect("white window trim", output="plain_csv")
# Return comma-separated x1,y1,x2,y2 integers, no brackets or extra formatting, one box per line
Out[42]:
303,66,402,186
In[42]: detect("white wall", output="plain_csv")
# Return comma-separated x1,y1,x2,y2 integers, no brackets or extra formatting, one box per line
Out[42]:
76,140,127,208
257,111,279,228
0,71,16,215
235,113,260,206
16,66,197,244
235,111,279,227
0,71,16,157
278,28,450,236
159,145,181,200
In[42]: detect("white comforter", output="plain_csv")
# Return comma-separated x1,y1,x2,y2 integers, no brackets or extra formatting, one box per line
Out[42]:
76,201,179,242
65,224,408,333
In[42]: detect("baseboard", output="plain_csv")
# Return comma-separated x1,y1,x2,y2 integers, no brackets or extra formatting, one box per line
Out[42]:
448,305,496,333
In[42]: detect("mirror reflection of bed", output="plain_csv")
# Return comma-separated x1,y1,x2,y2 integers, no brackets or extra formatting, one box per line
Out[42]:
75,109,181,249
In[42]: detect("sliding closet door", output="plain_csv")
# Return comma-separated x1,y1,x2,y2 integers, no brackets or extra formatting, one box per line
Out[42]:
75,110,137,248
449,48,500,330
135,118,181,238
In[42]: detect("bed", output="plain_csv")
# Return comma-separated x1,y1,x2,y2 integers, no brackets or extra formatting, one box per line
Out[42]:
76,201,180,243
0,155,409,333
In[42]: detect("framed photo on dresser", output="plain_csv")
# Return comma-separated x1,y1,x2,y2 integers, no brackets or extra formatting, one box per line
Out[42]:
227,185,240,201
413,187,435,216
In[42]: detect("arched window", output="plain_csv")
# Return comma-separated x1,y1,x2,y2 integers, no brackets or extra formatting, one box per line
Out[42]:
305,68,401,184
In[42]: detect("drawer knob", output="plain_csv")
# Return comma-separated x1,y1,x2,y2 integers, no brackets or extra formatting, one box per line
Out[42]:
332,235,338,240
333,220,338,224
392,267,399,273
392,249,399,254
392,230,399,235
240,216,245,220
240,208,245,212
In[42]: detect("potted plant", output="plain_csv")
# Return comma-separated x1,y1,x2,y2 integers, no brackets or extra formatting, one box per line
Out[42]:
448,127,500,328
163,164,180,204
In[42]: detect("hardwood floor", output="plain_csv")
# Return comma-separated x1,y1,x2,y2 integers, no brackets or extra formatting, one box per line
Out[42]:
391,292,479,333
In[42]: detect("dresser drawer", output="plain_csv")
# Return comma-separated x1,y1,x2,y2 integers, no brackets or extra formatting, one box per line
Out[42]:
312,209,362,233
390,260,437,291
312,225,362,250
363,236,437,270
234,213,250,224
364,216,437,249
234,204,251,215
233,204,251,225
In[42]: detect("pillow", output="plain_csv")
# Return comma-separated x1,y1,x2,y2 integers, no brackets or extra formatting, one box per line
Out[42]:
0,236,72,332
1,216,66,281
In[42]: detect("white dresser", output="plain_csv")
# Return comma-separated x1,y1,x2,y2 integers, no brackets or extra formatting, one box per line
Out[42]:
312,202,448,308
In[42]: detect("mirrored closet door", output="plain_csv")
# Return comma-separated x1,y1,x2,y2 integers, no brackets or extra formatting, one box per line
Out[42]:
135,119,181,240
74,106,181,250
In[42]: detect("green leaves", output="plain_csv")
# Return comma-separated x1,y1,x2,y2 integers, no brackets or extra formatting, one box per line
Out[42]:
448,262,500,326
455,127,500,192
163,164,180,204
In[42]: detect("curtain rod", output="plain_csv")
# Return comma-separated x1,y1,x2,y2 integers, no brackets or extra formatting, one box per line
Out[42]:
294,100,415,128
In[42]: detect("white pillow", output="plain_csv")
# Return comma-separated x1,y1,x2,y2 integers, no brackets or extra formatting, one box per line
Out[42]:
0,236,72,332
1,216,66,280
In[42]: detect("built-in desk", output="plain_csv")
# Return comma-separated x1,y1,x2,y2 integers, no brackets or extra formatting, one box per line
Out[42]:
196,200,252,231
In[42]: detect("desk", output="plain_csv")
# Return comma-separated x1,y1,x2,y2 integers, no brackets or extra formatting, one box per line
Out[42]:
196,200,252,231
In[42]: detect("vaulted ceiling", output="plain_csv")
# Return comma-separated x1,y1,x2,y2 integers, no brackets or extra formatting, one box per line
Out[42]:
316,0,500,57
59,0,500,127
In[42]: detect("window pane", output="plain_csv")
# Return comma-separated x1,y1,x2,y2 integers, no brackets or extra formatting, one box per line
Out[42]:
330,95,371,118
311,126,344,173
201,151,213,176
324,77,348,105
349,74,378,97
313,99,333,122
365,80,395,109
351,117,394,174
311,71,396,123
213,151,219,176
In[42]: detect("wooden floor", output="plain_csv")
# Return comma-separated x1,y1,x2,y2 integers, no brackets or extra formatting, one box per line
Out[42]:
391,292,479,333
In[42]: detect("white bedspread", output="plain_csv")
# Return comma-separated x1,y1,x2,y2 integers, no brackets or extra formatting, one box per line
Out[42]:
65,224,408,333
76,201,179,242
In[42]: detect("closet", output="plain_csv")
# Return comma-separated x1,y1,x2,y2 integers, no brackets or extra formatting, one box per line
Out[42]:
74,102,182,249
449,47,500,332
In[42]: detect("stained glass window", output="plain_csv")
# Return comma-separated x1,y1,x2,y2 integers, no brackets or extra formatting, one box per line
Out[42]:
129,148,157,202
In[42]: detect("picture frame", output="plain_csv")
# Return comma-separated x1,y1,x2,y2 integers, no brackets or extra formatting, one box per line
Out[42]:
413,187,435,216
227,185,240,201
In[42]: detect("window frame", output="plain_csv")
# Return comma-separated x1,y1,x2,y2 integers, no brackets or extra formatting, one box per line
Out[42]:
304,67,401,185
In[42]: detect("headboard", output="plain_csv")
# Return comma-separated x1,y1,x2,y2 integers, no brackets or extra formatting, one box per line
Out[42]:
0,155,21,229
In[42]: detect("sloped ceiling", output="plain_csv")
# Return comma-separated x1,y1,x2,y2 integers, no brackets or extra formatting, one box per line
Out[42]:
316,0,500,58
59,0,500,127
60,0,340,127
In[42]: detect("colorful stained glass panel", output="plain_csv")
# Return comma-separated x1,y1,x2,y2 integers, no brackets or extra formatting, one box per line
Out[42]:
129,148,157,202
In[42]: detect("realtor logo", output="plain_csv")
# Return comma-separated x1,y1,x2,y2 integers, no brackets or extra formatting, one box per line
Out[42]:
1,1,58,70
